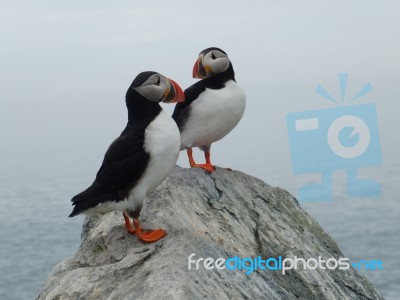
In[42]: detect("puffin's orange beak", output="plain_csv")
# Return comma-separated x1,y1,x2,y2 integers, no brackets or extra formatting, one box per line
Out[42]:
163,78,185,103
192,57,207,79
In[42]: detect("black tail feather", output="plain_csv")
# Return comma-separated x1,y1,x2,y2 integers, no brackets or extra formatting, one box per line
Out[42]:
69,189,120,217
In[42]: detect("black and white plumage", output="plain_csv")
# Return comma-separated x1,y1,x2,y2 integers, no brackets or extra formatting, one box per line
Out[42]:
69,71,184,242
172,47,246,172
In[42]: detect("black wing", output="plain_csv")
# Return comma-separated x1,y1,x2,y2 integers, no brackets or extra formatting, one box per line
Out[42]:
69,127,149,216
172,81,206,130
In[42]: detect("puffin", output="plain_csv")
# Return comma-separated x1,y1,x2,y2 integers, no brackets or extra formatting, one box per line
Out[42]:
172,47,246,173
69,71,185,243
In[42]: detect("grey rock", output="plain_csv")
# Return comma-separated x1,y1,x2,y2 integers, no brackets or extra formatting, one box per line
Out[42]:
38,166,383,300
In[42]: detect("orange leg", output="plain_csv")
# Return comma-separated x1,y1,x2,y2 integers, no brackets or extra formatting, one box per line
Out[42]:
187,148,196,167
205,151,212,165
186,148,215,173
123,213,166,242
123,212,135,234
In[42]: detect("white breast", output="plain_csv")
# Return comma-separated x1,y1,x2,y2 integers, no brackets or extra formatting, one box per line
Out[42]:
133,109,180,198
180,80,246,149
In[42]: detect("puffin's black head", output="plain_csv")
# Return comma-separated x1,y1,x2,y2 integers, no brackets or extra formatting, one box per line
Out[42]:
130,71,185,103
192,47,231,79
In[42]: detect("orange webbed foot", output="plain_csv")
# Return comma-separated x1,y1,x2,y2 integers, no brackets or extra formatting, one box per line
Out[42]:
192,163,216,173
124,214,166,242
137,229,167,242
133,219,167,243
186,147,216,173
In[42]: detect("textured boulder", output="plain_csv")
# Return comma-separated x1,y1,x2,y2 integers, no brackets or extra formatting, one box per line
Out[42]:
38,167,383,300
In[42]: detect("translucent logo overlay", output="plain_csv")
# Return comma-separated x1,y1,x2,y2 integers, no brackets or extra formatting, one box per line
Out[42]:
286,74,382,201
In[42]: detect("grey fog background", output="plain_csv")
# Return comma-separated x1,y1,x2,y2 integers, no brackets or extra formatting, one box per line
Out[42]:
0,1,399,299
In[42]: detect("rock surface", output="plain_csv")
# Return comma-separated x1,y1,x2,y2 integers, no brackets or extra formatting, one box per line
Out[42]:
38,167,383,300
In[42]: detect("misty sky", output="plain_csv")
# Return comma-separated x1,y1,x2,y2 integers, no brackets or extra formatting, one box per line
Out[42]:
1,0,399,194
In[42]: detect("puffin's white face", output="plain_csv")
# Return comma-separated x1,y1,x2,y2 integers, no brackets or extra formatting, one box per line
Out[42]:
193,49,230,79
133,74,171,103
203,50,230,75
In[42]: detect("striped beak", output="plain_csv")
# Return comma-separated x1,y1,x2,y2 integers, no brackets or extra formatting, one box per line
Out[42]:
192,57,208,79
163,78,185,103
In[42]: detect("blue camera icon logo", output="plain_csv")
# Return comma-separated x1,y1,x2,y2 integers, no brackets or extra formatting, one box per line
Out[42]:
286,74,382,201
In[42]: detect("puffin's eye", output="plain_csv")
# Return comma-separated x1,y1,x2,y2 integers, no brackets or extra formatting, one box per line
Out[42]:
155,77,161,86
211,52,216,60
